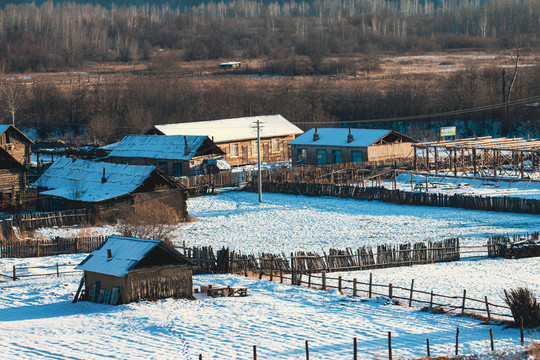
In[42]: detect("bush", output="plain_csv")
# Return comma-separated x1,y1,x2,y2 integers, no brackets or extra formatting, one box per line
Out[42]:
118,202,181,243
504,287,540,328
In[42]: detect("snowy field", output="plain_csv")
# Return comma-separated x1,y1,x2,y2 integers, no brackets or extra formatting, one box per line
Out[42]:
36,191,539,255
0,254,537,360
381,173,540,200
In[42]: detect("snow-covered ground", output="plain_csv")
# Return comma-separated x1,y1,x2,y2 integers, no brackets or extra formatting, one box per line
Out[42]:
381,173,540,200
35,191,539,255
0,254,537,360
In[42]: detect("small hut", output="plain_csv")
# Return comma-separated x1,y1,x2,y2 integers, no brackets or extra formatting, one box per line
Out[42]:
76,236,195,305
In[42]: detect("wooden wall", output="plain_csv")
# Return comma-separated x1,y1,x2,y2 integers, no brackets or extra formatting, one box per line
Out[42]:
367,142,413,162
0,132,31,166
217,134,294,167
0,168,25,193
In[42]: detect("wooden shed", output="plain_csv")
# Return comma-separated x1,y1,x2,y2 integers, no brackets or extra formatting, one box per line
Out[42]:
76,236,195,305
145,115,303,167
289,128,417,166
33,158,188,221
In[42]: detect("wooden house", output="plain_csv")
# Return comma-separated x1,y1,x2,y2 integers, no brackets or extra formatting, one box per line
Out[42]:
76,236,195,305
289,128,417,166
33,158,188,221
145,115,303,167
0,125,33,202
104,135,225,176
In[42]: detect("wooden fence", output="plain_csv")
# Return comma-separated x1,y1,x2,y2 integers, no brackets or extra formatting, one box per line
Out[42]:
181,238,464,275
0,236,106,258
249,182,540,214
487,232,540,259
0,209,95,240
256,270,513,321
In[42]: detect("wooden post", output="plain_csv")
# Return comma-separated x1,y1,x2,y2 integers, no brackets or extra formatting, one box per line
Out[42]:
369,273,372,298
199,355,202,360
280,269,283,284
520,319,524,346
425,173,428,192
353,278,357,297
461,290,466,314
305,340,310,360
430,291,434,308
409,279,414,307
12,265,16,280
455,327,459,356
338,276,342,293
354,337,357,360
426,338,430,358
388,331,392,360
308,272,312,288
253,345,257,360
322,271,326,290
270,258,274,281
389,283,393,299
489,328,494,351
56,263,60,277
485,296,491,320
245,262,248,277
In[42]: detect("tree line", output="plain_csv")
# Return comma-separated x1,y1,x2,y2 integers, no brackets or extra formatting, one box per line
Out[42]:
3,64,535,142
0,0,538,72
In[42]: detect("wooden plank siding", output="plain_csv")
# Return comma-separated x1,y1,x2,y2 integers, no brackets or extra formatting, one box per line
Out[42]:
217,134,294,167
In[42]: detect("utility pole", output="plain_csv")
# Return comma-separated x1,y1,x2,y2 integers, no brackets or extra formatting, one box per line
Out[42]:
257,119,262,202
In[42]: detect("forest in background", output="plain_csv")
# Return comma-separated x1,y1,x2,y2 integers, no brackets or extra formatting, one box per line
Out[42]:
0,0,538,141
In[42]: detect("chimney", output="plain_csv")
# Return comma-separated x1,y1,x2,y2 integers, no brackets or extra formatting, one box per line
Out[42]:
101,168,107,183
107,249,112,261
313,127,320,142
184,136,190,156
347,128,354,143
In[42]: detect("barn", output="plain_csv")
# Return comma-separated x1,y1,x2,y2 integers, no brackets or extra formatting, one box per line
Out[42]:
145,115,303,167
104,134,225,176
289,128,417,166
33,158,188,221
76,236,195,305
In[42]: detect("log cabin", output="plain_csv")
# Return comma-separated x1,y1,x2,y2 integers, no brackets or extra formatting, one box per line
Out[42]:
33,158,188,221
76,236,195,304
104,134,225,176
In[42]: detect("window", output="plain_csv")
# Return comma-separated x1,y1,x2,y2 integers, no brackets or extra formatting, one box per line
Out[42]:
158,161,168,173
351,150,363,163
230,143,239,157
251,141,258,156
316,149,327,165
271,139,279,153
297,148,307,164
173,162,183,177
331,150,343,164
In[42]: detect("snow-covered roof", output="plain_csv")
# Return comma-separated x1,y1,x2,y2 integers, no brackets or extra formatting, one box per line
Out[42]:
33,158,156,202
76,236,194,277
76,236,162,277
149,115,303,143
289,128,396,147
107,135,208,161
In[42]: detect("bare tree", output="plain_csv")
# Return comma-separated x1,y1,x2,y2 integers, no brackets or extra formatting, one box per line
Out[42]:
0,68,26,126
